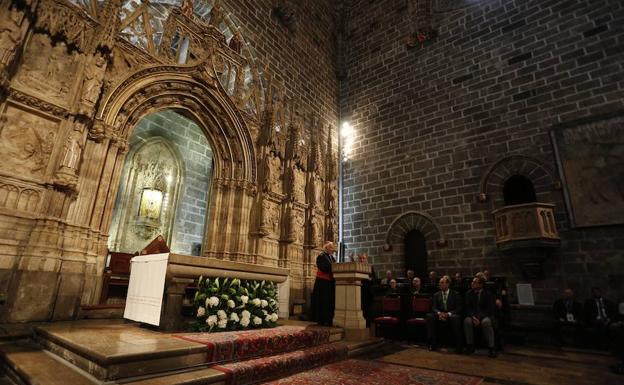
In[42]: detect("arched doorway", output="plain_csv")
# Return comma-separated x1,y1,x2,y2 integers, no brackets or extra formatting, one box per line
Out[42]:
108,109,214,255
404,229,428,279
504,175,537,205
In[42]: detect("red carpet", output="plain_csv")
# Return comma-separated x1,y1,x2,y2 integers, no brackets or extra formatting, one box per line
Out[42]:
174,325,331,364
214,343,348,385
263,359,483,385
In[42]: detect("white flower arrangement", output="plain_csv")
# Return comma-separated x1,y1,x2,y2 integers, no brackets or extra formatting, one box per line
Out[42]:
193,276,279,332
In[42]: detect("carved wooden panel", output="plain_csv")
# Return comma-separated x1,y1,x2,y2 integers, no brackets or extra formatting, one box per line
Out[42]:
0,104,58,180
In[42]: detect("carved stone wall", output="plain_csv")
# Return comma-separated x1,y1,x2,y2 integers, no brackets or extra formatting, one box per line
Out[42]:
0,0,339,322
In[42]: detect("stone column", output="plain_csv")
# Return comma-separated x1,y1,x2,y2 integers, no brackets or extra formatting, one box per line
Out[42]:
332,262,371,340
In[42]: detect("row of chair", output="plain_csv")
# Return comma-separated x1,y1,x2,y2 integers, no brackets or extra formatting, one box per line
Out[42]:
374,296,431,339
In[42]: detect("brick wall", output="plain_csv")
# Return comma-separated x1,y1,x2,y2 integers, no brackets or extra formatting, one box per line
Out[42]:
340,0,624,303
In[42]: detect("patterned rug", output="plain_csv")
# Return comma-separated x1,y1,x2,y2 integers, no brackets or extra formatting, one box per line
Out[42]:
263,359,483,385
174,325,331,364
214,343,348,385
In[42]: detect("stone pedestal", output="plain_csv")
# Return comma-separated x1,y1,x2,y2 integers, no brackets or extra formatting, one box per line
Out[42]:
332,262,371,340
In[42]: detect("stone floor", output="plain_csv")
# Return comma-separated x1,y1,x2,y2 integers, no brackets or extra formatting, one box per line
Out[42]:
374,343,621,385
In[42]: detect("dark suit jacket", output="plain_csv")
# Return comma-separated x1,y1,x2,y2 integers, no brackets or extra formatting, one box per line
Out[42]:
465,289,495,320
316,251,334,274
553,298,583,322
431,289,462,316
584,297,616,323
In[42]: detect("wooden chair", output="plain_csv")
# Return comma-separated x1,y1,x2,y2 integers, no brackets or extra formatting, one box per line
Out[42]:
99,252,134,304
373,296,402,339
406,296,432,343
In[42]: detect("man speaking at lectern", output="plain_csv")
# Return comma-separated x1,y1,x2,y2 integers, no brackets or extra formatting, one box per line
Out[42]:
310,241,336,326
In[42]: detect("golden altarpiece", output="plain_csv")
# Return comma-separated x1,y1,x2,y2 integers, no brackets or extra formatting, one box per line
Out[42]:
0,0,338,323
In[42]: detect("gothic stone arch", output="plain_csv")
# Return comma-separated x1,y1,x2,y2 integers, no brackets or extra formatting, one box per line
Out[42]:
380,211,447,276
79,65,258,282
478,155,560,209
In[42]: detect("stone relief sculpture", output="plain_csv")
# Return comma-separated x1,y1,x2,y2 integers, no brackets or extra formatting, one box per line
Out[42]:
79,54,107,115
0,107,56,178
14,34,80,106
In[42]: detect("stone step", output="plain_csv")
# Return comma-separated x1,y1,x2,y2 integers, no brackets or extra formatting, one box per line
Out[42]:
345,337,385,358
0,341,98,385
33,320,344,382
120,367,226,385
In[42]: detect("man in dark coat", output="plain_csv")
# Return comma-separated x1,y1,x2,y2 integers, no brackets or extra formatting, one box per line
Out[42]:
552,288,583,346
584,287,616,349
426,275,463,353
464,276,496,357
310,241,336,326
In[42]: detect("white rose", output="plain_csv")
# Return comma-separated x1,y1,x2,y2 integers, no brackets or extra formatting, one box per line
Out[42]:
241,310,251,319
230,313,240,322
227,300,236,308
260,300,268,308
262,310,268,315
206,315,217,327
270,313,278,322
265,314,271,321
240,317,250,327
252,298,261,307
241,296,249,304
253,316,262,325
197,306,206,317
217,310,227,320
218,319,227,329
207,296,219,307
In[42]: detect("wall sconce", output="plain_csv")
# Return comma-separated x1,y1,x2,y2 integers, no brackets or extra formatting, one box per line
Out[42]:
340,121,354,162
138,188,163,221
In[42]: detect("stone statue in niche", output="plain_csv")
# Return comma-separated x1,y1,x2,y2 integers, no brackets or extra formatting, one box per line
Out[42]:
79,54,107,115
209,0,224,28
0,108,56,178
59,129,83,174
267,154,283,193
258,199,272,235
295,211,305,243
0,7,22,80
293,167,306,203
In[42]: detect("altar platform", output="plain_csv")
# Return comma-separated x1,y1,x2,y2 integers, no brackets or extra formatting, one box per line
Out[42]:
0,319,381,385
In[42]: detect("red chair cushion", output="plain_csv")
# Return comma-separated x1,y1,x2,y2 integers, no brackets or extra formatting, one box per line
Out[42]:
406,317,426,325
374,316,399,325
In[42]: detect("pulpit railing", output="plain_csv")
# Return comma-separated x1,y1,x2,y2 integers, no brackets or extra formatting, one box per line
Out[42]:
492,202,560,250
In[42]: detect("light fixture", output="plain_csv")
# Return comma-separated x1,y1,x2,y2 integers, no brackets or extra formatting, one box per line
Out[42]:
340,121,354,162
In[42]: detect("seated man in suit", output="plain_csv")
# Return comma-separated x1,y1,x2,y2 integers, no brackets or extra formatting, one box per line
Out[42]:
424,270,439,294
464,276,497,357
553,288,583,347
380,270,393,286
426,276,463,353
585,287,616,349
609,301,624,374
411,277,427,297
385,279,400,296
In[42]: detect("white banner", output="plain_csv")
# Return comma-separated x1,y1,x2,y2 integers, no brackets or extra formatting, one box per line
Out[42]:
123,253,169,326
